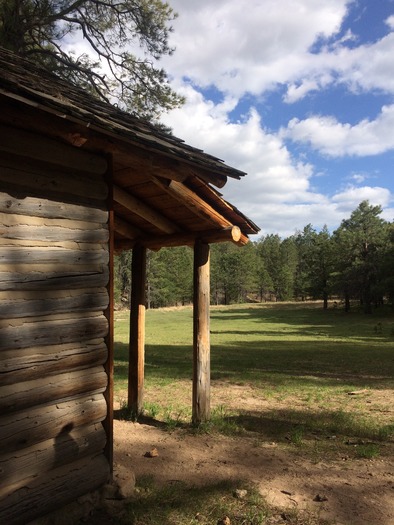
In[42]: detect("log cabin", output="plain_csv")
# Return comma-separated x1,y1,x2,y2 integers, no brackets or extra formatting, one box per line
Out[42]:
0,47,259,524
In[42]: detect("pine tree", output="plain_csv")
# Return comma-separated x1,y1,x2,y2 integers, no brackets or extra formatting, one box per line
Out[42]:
0,0,184,119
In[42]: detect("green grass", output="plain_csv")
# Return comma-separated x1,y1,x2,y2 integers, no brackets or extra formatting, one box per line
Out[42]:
112,302,393,525
114,302,394,442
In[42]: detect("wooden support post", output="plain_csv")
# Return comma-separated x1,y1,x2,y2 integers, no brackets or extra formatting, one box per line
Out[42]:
103,162,114,471
128,244,147,416
192,240,211,424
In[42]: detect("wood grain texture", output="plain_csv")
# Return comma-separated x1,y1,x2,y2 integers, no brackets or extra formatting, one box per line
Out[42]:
0,339,108,385
0,246,109,265
0,366,108,414
0,393,107,453
128,245,147,415
0,266,109,290
192,241,211,424
0,453,110,525
0,124,108,175
0,313,108,350
0,423,107,490
0,288,109,319
0,191,108,223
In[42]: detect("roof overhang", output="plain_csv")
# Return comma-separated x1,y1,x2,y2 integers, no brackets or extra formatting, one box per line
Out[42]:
0,47,260,251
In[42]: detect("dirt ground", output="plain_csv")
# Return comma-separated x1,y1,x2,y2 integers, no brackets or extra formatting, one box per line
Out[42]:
106,383,394,525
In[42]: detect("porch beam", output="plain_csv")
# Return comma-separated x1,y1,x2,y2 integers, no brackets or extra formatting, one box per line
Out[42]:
128,244,147,416
114,225,249,252
113,185,180,234
114,216,144,239
192,240,211,424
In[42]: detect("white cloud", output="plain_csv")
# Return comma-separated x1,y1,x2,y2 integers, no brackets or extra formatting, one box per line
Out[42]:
283,105,394,156
164,0,350,98
163,0,394,104
386,15,394,29
350,173,368,184
333,185,391,205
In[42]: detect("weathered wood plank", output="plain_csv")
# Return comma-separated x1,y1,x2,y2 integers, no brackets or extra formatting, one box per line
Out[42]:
0,215,109,242
0,453,110,525
0,266,109,290
0,238,108,251
0,366,107,414
0,124,108,175
0,288,109,319
0,313,108,349
0,191,108,223
0,211,107,230
0,423,106,490
0,246,109,265
0,162,108,203
0,339,108,385
0,224,108,243
0,393,107,453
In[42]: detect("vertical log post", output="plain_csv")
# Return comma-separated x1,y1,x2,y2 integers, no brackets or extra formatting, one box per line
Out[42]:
128,244,147,417
104,162,114,470
193,240,211,424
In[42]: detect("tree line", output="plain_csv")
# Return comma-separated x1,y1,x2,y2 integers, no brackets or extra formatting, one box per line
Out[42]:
115,201,394,313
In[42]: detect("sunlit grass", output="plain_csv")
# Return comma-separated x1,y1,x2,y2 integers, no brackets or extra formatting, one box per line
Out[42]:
114,302,394,444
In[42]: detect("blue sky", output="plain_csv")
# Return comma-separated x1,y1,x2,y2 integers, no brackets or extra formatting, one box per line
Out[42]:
157,0,394,237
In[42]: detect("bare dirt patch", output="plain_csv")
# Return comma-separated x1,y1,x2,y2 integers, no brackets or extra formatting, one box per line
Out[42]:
104,381,394,525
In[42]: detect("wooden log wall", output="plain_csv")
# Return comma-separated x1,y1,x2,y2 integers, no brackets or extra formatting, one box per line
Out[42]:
0,128,111,524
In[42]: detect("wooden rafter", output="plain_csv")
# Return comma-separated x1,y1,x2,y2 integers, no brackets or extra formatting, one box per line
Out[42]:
113,185,180,234
114,216,144,239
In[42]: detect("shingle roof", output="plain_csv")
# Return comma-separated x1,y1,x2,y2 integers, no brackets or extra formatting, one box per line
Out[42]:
0,47,260,245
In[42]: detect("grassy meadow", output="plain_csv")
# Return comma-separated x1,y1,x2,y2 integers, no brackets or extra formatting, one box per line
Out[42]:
114,302,394,445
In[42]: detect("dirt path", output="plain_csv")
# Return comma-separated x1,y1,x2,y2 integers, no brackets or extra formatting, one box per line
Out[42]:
113,417,394,525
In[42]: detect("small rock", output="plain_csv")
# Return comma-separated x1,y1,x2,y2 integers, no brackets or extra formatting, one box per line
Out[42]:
145,447,159,458
218,517,231,525
313,494,328,502
234,489,248,499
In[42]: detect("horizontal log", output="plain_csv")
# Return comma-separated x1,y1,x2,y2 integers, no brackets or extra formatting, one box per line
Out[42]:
168,180,233,227
143,226,242,250
0,366,108,414
0,266,109,290
0,211,107,230
0,164,108,206
0,423,106,491
0,123,108,175
0,223,108,244
0,191,108,223
113,184,180,234
0,246,108,265
0,339,108,385
0,238,107,251
0,453,110,525
0,288,109,319
0,393,107,453
114,215,143,239
114,226,247,252
0,313,108,350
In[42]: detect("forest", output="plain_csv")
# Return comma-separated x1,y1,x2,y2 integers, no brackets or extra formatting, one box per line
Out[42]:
115,201,394,314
